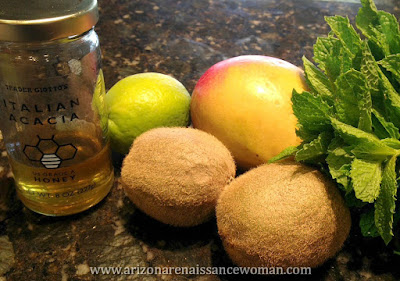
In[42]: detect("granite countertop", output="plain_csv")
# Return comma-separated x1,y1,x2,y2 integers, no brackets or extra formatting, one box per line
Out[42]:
2,0,400,280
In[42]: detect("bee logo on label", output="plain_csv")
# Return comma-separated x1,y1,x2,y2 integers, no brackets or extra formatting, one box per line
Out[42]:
23,135,77,169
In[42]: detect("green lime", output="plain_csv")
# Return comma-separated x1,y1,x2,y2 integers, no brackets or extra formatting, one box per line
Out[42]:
105,72,191,154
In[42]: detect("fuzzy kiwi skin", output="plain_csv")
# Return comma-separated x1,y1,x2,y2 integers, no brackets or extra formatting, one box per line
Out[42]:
216,162,351,268
121,127,236,227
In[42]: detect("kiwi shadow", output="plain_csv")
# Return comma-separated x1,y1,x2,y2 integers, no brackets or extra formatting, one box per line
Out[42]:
122,198,217,250
340,220,400,279
111,151,124,176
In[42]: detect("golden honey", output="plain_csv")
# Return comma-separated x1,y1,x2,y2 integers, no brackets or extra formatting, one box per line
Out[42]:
9,133,114,216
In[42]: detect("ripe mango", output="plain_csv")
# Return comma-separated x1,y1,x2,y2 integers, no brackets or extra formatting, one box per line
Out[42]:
191,55,308,170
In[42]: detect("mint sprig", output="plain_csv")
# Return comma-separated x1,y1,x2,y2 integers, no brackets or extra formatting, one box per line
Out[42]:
272,0,400,245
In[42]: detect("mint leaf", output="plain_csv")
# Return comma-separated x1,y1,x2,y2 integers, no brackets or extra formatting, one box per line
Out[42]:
356,0,400,58
375,155,398,244
325,16,362,58
295,124,319,143
330,119,398,160
302,56,334,103
295,131,332,162
359,40,389,119
381,75,400,128
381,138,400,150
334,69,372,131
326,141,353,191
357,83,373,133
371,109,400,139
291,0,400,247
351,141,397,162
331,118,380,145
360,43,400,129
360,208,380,237
314,35,341,79
379,54,400,83
356,2,384,60
313,35,338,73
350,158,382,203
334,70,364,127
292,90,332,133
360,41,382,98
376,11,400,55
313,34,350,82
356,0,379,39
269,146,298,163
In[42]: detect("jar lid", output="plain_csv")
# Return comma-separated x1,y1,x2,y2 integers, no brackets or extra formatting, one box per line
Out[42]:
0,0,99,42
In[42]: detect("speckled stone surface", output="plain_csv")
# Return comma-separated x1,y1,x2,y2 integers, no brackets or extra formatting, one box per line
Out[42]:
2,0,400,280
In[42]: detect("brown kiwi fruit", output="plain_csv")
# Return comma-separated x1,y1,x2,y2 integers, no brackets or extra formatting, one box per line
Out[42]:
216,162,351,268
121,127,236,227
